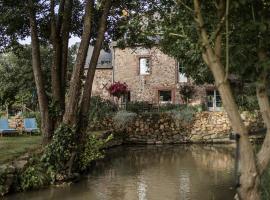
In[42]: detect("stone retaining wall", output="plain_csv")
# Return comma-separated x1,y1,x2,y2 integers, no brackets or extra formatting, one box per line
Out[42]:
91,111,264,144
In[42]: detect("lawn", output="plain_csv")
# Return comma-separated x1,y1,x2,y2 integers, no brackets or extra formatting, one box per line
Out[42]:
0,135,42,164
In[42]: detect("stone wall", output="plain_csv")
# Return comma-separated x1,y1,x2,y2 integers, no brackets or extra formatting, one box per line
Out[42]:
90,69,113,100
114,47,181,104
91,111,264,144
89,46,212,106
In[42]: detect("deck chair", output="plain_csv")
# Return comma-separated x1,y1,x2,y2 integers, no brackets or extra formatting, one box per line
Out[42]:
0,119,18,136
23,118,39,134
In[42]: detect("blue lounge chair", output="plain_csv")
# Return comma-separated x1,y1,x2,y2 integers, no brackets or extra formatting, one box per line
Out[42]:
23,118,39,134
0,119,18,136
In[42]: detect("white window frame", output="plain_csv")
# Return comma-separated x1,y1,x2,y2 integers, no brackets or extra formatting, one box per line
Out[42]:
139,57,151,75
178,62,187,83
207,90,222,111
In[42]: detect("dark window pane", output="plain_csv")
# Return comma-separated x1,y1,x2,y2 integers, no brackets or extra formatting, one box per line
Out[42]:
159,91,172,102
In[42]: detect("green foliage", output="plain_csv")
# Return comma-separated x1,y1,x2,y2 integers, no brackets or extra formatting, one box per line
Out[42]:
19,164,49,191
41,124,77,173
78,134,112,171
158,104,185,112
232,83,259,111
113,110,137,129
89,96,117,122
179,84,195,102
262,168,270,200
0,46,51,109
167,106,197,123
42,123,108,174
126,101,151,113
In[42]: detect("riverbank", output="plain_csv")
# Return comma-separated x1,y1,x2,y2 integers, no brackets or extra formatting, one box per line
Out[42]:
0,136,42,164
0,110,265,197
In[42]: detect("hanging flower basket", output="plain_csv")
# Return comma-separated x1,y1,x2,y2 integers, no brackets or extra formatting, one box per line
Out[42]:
107,81,128,98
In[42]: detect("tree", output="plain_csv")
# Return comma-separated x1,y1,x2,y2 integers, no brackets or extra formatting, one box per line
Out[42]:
1,0,151,173
120,0,270,199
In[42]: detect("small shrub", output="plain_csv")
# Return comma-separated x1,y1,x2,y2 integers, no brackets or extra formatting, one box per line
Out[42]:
19,165,49,191
168,106,197,123
262,168,270,200
42,123,110,174
89,96,117,122
79,134,112,171
0,111,6,118
179,84,195,103
126,101,151,113
158,104,184,112
41,124,77,173
113,110,137,129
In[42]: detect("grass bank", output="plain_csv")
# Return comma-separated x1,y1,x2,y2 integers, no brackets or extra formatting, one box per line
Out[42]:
0,136,42,164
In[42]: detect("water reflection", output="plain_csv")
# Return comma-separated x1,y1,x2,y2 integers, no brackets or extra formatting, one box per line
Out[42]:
5,145,235,200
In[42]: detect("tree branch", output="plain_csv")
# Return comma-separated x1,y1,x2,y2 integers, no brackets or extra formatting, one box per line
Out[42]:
63,0,94,124
79,0,112,130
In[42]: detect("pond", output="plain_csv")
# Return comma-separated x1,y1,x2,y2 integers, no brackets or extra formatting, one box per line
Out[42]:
5,145,236,200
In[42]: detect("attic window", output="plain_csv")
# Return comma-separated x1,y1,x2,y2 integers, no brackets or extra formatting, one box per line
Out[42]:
139,57,151,75
101,60,111,65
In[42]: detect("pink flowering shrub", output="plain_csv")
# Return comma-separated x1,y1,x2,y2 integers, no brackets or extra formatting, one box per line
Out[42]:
107,82,128,98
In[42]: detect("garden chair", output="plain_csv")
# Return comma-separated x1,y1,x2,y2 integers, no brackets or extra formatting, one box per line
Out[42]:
0,118,18,136
23,118,39,135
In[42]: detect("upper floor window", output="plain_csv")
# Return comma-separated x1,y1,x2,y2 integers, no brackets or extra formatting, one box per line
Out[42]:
139,57,151,75
178,62,187,83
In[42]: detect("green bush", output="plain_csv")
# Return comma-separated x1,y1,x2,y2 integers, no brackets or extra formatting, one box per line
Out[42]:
42,123,109,174
19,165,48,191
0,111,6,118
113,110,137,129
41,124,77,173
262,168,270,200
158,103,185,112
126,101,151,113
79,134,112,171
167,106,197,123
89,96,117,122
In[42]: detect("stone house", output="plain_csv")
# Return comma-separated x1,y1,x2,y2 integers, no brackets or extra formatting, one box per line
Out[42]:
85,45,222,111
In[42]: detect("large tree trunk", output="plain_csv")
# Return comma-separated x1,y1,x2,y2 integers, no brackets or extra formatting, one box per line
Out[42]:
256,50,270,175
28,0,53,145
50,0,64,111
63,0,94,125
193,1,260,199
60,0,72,99
79,0,112,132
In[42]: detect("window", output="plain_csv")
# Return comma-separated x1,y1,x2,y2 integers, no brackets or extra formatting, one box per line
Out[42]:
178,62,187,83
122,91,131,103
159,90,172,103
207,90,222,111
139,57,151,75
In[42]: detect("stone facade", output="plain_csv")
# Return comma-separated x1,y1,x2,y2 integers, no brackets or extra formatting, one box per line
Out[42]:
91,69,113,100
114,47,181,104
90,46,208,105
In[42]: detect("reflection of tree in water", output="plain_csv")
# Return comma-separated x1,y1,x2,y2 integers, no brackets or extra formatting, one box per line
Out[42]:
190,145,235,171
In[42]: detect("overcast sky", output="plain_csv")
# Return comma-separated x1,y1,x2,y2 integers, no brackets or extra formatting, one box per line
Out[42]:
19,36,81,47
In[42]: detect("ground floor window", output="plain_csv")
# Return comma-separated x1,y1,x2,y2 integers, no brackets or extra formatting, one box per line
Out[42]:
159,90,172,104
207,90,222,111
122,91,131,103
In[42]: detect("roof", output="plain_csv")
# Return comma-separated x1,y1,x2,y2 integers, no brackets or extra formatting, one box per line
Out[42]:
84,46,112,69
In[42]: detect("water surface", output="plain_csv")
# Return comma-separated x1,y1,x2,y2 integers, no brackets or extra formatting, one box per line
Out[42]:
5,145,236,200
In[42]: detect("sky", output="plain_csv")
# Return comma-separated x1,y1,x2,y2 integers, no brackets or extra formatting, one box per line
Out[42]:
19,36,81,47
